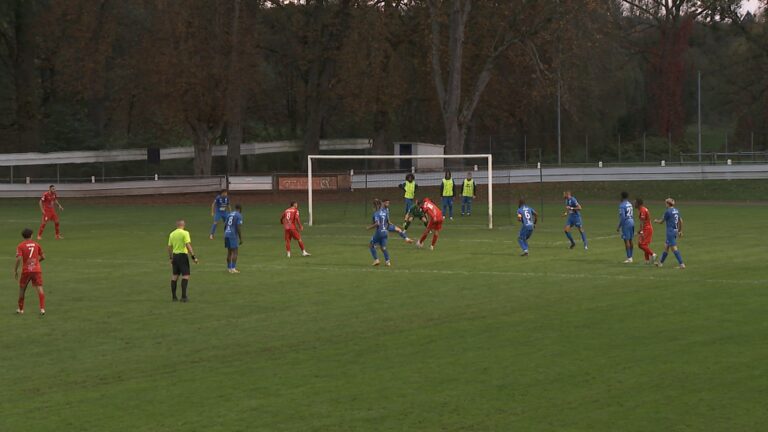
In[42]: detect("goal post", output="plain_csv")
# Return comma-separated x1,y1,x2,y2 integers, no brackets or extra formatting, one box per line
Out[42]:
307,154,493,229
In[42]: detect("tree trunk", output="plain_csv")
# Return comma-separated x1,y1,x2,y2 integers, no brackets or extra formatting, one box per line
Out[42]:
193,129,215,176
190,121,221,176
372,109,392,170
13,0,40,153
226,0,243,174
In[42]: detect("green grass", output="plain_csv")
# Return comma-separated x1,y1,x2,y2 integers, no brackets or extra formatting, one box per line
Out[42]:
1,197,766,431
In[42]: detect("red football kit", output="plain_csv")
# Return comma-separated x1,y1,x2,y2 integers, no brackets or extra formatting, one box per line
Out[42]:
39,191,61,238
16,239,45,312
637,205,655,260
281,207,306,253
418,199,444,247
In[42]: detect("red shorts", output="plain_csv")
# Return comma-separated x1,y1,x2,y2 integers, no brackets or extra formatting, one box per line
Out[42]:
638,228,653,245
285,229,301,241
43,211,59,223
427,220,443,232
20,272,43,288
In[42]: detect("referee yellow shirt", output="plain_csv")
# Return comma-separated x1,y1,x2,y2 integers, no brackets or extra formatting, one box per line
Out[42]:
168,228,191,254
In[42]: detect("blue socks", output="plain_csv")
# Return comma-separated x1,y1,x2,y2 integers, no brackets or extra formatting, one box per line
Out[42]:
518,237,528,251
626,247,633,259
565,231,575,245
398,231,407,239
580,231,587,246
382,248,390,262
673,250,683,264
660,251,668,263
210,223,218,235
369,245,378,260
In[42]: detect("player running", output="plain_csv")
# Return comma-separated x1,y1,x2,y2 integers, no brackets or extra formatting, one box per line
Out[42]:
516,199,538,256
417,197,443,250
635,198,656,264
654,198,685,269
381,199,414,243
281,201,310,258
562,191,588,249
617,191,635,263
367,199,391,266
14,228,46,315
398,173,418,215
38,185,64,240
167,219,198,302
209,189,231,239
460,171,477,216
441,170,455,220
224,204,243,273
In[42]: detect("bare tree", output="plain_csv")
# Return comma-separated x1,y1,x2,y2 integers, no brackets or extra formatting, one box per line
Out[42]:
426,0,555,157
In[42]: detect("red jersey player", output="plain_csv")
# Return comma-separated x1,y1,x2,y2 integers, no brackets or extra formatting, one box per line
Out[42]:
417,197,443,250
281,201,311,258
635,198,656,264
14,228,46,315
39,184,64,240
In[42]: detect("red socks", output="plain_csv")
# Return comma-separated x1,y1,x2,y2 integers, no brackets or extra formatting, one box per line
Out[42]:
38,292,45,310
298,240,305,250
54,223,60,236
18,297,24,311
639,244,653,260
431,233,439,246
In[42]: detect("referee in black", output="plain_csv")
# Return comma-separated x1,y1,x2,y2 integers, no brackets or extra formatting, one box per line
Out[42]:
167,219,198,302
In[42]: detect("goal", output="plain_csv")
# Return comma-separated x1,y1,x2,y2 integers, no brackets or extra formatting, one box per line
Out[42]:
307,154,494,228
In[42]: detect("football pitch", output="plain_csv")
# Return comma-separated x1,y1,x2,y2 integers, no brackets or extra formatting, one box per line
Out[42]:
1,197,766,431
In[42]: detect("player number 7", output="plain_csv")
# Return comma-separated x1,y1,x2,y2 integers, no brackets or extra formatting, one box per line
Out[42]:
27,244,35,258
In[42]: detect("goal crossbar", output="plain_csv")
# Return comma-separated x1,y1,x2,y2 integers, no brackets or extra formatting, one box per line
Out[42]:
307,154,493,229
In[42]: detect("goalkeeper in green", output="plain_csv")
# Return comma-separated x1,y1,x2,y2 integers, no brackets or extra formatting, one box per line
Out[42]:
403,199,428,231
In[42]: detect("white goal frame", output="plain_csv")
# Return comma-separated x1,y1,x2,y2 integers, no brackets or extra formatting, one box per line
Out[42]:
307,154,493,229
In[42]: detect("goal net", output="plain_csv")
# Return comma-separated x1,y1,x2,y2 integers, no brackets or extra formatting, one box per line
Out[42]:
306,154,494,229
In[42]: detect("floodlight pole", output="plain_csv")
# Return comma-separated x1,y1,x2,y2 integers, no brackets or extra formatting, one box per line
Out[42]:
308,154,313,226
698,70,702,163
487,154,493,229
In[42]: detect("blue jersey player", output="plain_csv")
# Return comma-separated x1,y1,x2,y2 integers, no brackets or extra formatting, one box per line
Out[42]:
224,204,243,273
516,199,538,256
654,198,685,269
367,199,391,267
381,199,414,243
617,191,635,263
209,189,231,239
562,191,588,249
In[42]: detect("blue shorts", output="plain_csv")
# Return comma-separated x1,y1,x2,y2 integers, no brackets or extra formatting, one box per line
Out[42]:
519,226,533,240
666,232,678,247
566,214,582,228
370,233,388,247
214,211,228,223
621,225,635,241
387,224,397,232
224,236,239,249
404,198,415,213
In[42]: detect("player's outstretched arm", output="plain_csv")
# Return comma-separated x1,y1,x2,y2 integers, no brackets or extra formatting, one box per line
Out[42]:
13,256,20,280
57,199,63,211
237,225,243,245
678,218,684,238
39,200,44,214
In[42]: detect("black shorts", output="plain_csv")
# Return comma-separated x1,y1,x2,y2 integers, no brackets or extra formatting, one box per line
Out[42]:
172,254,191,276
